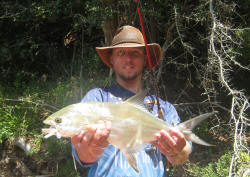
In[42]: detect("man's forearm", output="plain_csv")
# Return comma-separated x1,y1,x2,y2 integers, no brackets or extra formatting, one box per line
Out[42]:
74,143,103,163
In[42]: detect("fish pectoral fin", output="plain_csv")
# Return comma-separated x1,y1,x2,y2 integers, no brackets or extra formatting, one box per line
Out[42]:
123,152,139,173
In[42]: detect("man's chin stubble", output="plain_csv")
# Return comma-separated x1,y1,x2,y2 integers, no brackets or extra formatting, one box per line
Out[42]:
118,73,138,81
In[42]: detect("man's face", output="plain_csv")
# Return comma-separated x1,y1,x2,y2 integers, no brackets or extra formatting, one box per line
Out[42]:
110,47,146,81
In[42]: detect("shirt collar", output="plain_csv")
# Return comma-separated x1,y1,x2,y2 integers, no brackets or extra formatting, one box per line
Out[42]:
109,83,135,101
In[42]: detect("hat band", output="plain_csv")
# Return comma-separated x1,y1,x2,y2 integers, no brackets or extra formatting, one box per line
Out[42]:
112,40,144,46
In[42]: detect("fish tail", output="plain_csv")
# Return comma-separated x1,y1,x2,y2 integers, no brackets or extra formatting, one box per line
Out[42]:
176,112,217,146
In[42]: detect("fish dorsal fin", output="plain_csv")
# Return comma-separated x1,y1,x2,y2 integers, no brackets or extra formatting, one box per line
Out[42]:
125,90,148,112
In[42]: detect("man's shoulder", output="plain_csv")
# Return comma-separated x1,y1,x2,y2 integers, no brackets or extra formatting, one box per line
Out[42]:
85,87,104,95
81,87,105,102
81,85,115,102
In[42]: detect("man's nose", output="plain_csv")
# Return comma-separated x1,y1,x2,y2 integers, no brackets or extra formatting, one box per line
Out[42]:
124,54,133,63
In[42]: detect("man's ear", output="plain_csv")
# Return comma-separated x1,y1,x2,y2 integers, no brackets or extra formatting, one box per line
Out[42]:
110,55,114,68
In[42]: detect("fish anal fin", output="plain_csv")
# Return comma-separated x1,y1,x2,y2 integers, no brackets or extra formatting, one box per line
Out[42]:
123,152,139,173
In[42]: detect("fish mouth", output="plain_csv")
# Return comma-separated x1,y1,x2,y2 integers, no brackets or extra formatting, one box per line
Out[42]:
42,123,58,138
42,128,53,134
42,120,58,138
42,127,57,138
42,122,56,132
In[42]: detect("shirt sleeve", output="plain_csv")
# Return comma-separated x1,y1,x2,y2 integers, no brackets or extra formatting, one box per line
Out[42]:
160,99,180,126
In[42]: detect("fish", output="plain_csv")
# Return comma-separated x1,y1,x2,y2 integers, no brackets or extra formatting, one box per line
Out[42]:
42,91,216,173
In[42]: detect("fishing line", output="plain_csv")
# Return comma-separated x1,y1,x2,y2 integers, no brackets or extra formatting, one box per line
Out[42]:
135,0,164,119
135,0,175,169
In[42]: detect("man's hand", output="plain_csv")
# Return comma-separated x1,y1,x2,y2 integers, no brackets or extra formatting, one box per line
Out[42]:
71,121,112,163
151,128,191,165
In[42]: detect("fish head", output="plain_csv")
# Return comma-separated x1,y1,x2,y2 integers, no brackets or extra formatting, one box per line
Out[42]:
43,115,62,126
42,104,88,139
42,112,71,139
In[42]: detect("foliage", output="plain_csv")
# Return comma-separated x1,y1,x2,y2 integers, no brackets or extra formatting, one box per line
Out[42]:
188,151,250,177
54,159,81,177
236,152,250,177
0,74,110,142
0,76,111,175
0,93,42,145
0,0,106,83
42,137,83,177
189,151,232,177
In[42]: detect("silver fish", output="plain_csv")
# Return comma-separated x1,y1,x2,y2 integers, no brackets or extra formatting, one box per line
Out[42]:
42,91,216,173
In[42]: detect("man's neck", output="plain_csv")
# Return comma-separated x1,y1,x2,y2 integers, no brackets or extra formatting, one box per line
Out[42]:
116,77,142,94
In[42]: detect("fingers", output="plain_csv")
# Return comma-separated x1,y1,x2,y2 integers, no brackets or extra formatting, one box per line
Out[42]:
151,129,186,156
168,129,186,152
71,130,85,146
71,130,94,147
91,121,111,147
71,121,112,163
72,121,112,149
153,131,177,156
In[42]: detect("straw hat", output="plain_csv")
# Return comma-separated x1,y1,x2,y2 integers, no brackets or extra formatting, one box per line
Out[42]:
96,25,162,69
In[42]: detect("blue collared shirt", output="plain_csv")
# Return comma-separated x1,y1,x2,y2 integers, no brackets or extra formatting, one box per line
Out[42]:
72,84,181,177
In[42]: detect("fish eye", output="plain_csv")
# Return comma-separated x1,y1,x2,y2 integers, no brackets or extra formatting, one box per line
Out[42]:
55,117,62,124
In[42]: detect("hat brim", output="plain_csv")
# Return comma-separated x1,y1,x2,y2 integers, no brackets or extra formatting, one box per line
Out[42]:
96,43,162,69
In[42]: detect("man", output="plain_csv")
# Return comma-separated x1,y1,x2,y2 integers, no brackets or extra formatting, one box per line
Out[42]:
71,25,191,177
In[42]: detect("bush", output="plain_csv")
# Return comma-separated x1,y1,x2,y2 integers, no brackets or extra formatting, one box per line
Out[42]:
189,151,232,177
189,151,250,177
